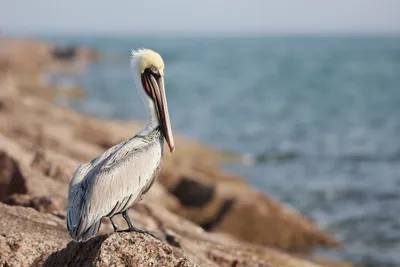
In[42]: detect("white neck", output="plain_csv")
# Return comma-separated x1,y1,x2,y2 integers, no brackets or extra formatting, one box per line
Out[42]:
131,57,160,135
143,100,159,132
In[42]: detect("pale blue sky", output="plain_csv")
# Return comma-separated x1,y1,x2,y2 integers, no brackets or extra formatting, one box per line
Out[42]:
1,0,400,34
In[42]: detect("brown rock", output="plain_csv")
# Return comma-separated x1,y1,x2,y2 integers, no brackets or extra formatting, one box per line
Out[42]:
0,134,70,207
43,233,195,267
162,172,337,251
0,201,325,267
213,192,336,251
171,176,215,207
0,151,27,201
30,149,72,183
4,193,65,219
0,203,68,266
118,203,322,267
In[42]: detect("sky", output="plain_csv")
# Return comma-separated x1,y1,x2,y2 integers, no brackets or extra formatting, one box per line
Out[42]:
1,0,400,35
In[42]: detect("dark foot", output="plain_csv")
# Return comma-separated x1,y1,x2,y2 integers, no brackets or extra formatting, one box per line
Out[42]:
118,226,159,240
121,210,159,240
110,216,118,232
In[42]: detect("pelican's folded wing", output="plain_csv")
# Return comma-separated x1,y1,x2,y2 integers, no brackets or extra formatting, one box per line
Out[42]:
66,134,158,241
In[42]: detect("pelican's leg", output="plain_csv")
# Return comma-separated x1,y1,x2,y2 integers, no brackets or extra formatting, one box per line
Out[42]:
110,216,118,232
121,210,135,229
121,210,159,239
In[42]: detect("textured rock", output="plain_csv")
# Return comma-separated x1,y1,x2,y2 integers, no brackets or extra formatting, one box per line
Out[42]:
161,172,337,251
4,193,65,218
0,203,68,266
212,192,334,250
43,234,195,267
0,134,327,267
0,201,326,267
0,151,27,201
0,134,70,207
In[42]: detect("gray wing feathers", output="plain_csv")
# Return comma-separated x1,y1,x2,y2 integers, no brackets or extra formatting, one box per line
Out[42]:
66,164,88,234
66,132,162,242
67,165,97,241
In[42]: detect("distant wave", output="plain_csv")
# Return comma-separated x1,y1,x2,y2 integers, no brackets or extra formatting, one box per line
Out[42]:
220,150,300,165
339,152,400,163
222,150,400,166
253,151,300,164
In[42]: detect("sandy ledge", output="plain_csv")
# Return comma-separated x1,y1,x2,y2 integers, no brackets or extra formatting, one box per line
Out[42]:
0,38,352,267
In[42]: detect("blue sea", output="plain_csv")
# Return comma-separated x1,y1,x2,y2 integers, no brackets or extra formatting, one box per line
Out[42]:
42,34,400,267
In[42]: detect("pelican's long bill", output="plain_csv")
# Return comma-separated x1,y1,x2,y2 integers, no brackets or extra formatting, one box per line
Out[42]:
142,68,175,152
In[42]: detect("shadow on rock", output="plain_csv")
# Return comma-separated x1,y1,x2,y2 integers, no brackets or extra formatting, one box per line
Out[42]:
42,234,109,267
201,198,235,231
171,176,215,208
0,151,28,201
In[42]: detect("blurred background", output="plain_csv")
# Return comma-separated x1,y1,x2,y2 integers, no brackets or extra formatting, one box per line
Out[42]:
1,1,400,266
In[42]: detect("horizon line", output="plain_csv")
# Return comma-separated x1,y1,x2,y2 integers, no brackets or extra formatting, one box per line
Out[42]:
3,29,400,39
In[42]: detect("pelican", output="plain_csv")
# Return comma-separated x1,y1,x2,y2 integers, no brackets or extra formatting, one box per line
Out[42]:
67,49,174,242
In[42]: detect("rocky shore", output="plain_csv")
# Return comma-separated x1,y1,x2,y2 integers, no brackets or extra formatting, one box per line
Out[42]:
0,38,350,266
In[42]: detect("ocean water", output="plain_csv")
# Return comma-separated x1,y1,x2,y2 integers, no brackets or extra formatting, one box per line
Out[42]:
42,34,400,267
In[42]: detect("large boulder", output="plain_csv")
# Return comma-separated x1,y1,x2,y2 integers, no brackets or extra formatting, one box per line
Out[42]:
159,170,337,251
0,202,326,267
43,234,196,267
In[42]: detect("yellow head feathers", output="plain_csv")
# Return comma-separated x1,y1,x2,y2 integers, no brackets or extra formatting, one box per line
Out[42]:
132,49,164,74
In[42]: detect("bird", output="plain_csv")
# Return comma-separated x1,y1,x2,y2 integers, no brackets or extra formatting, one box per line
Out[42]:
66,49,175,242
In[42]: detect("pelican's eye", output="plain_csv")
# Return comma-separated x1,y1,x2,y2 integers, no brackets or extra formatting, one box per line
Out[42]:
141,67,162,98
149,66,161,79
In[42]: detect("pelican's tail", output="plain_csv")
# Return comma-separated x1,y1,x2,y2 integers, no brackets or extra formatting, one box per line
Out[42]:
76,221,101,242
67,211,101,242
67,178,101,242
